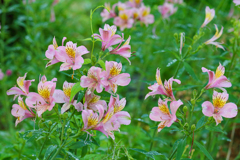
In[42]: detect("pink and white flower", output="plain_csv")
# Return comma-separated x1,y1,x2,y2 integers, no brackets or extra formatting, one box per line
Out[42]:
166,0,183,4
101,61,131,93
158,2,177,19
205,25,224,50
11,97,35,126
45,37,61,67
145,68,181,100
202,63,231,90
7,73,35,100
26,76,57,117
127,0,142,8
109,36,132,64
201,6,215,28
100,3,117,22
202,91,238,125
139,6,154,26
93,24,123,51
234,0,240,5
53,81,83,114
114,10,134,31
83,90,107,111
80,66,104,93
149,98,183,132
56,38,89,71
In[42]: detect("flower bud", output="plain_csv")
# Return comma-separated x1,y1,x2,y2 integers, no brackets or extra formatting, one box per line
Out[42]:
174,33,179,43
48,120,52,126
191,99,195,105
16,131,20,139
183,106,188,114
67,128,72,134
191,124,196,131
188,46,192,51
183,123,189,130
193,35,198,41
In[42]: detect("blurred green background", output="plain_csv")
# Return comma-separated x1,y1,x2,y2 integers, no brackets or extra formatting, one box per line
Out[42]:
1,0,240,159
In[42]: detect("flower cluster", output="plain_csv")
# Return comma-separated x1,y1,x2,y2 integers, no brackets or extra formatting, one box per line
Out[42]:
201,63,237,125
158,0,182,19
7,23,132,140
101,0,154,30
145,68,183,132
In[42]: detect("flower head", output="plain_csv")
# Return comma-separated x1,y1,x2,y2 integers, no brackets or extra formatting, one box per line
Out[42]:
7,73,35,100
83,90,107,111
201,6,215,28
80,66,104,93
45,37,61,67
100,3,117,22
202,63,231,90
149,98,183,132
53,81,83,114
145,68,181,100
101,61,131,93
158,2,177,19
205,25,224,50
114,10,134,31
234,0,240,5
202,91,238,125
139,6,154,26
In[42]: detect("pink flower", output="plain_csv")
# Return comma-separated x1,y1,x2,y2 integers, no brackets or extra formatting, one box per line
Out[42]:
0,69,4,80
80,66,104,93
205,24,224,50
101,3,117,22
53,81,83,114
7,73,35,100
109,35,132,64
201,6,215,28
202,91,238,125
114,10,134,31
202,63,231,90
83,89,107,111
26,76,57,117
127,0,142,8
234,0,240,5
56,38,89,71
6,69,12,76
93,24,123,51
101,61,131,93
139,6,154,26
158,2,177,19
45,37,61,67
149,98,183,132
50,8,56,22
11,97,35,126
145,68,181,100
166,0,183,4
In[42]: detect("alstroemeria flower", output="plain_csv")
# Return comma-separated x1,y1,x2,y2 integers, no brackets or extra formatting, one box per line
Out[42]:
93,24,123,51
202,91,238,125
114,10,134,31
101,3,117,22
101,61,131,93
83,90,107,111
131,8,140,20
26,76,57,117
81,104,105,134
11,97,35,126
127,0,142,8
201,6,215,28
7,73,35,100
56,38,89,71
45,37,61,67
234,0,240,5
80,66,104,93
205,24,224,50
98,95,131,139
53,81,83,114
158,2,177,19
150,98,183,132
202,63,231,90
166,0,183,4
145,68,181,100
139,6,154,26
109,36,132,64
117,2,128,11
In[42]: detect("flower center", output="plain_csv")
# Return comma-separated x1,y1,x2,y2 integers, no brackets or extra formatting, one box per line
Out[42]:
87,114,98,127
110,65,121,77
102,111,114,123
215,67,224,79
114,103,124,113
66,46,76,59
63,86,72,98
133,12,139,19
213,96,227,108
158,104,170,114
18,99,27,110
120,13,128,21
89,95,100,104
17,78,24,88
38,87,50,101
142,9,149,17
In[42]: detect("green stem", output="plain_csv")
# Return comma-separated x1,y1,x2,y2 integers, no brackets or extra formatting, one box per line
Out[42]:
227,38,238,77
51,135,70,160
174,61,182,78
61,119,66,145
18,140,26,159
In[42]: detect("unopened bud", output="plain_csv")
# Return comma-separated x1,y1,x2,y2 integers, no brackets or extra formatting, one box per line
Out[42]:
191,99,195,105
67,128,72,134
183,123,189,130
193,35,198,41
48,120,52,126
188,46,192,51
183,106,188,114
174,33,179,43
191,124,196,131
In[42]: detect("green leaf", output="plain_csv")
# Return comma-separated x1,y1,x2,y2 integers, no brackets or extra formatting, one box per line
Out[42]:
66,140,89,149
69,82,84,102
196,116,205,129
65,150,79,159
205,126,227,135
82,154,106,160
183,62,198,80
83,59,91,65
129,148,166,160
176,138,186,160
98,60,105,70
81,145,88,158
81,38,92,41
77,89,86,103
44,145,58,160
194,141,213,160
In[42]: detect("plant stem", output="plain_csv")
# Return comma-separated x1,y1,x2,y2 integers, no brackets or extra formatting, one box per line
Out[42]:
174,61,182,78
227,38,238,77
147,124,158,160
